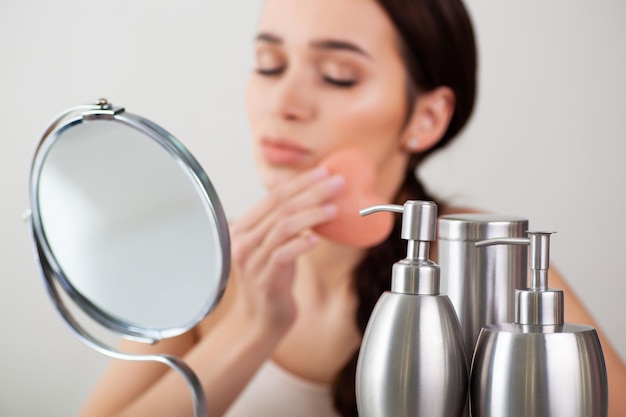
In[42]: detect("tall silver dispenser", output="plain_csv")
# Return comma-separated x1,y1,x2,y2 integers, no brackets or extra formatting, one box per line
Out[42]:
470,232,608,417
356,201,468,417
437,214,528,362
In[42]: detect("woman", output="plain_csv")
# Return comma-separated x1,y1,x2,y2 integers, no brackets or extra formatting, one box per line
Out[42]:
80,0,626,416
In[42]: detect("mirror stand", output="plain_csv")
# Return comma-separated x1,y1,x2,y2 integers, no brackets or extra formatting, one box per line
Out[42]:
30,212,209,417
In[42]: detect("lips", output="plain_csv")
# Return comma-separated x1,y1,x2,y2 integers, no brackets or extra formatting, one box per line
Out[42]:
260,137,311,165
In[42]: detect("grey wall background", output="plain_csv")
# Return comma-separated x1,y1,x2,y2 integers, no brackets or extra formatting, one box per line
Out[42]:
1,1,624,416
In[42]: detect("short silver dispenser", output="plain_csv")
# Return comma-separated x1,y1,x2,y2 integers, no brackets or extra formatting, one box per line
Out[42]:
356,201,468,417
437,214,529,363
470,232,608,417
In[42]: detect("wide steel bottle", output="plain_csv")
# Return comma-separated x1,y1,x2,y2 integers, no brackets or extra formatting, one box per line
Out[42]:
470,232,608,417
356,201,468,417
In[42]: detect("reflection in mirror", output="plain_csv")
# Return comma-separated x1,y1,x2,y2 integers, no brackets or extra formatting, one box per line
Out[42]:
29,101,231,417
38,119,224,332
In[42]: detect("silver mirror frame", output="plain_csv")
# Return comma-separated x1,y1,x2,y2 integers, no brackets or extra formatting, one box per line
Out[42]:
28,99,232,417
29,99,231,342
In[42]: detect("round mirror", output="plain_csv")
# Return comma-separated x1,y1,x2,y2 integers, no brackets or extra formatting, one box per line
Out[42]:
29,101,230,342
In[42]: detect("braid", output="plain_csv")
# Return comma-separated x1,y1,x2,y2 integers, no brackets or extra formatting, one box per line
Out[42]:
331,168,438,416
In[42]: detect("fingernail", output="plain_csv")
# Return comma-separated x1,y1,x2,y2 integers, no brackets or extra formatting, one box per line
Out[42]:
310,167,328,180
327,175,345,192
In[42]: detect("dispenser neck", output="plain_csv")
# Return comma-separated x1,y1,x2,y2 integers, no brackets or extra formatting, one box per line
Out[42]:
407,240,430,261
515,289,564,326
392,240,440,295
391,259,440,295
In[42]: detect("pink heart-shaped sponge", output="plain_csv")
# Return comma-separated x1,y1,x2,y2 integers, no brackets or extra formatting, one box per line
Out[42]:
313,148,394,248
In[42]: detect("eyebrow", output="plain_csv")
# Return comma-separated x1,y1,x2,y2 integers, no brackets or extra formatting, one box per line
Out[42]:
256,32,371,59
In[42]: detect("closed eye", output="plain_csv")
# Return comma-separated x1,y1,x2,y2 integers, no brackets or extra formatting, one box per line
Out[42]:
255,66,285,76
323,76,357,88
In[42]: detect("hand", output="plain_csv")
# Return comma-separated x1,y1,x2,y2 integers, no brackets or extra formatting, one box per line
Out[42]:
229,167,345,338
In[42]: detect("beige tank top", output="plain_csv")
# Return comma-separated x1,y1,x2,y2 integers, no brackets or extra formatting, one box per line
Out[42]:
223,360,342,417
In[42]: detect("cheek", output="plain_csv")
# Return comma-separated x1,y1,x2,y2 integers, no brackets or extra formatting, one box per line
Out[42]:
321,84,409,199
324,85,407,158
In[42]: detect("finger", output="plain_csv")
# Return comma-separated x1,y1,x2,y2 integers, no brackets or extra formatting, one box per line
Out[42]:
240,234,319,334
255,233,320,292
237,173,343,242
244,203,337,269
231,175,343,261
232,166,329,232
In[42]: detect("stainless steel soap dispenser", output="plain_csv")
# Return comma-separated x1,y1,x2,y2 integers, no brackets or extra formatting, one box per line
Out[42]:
356,201,468,417
470,232,608,417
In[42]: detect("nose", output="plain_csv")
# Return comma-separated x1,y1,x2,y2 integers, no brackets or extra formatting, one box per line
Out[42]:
269,68,316,122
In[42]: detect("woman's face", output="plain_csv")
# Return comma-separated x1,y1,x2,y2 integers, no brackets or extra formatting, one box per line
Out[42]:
246,0,411,198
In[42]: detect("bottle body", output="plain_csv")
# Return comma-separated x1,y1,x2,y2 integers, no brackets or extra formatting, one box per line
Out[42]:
438,214,528,363
356,292,468,417
470,323,608,417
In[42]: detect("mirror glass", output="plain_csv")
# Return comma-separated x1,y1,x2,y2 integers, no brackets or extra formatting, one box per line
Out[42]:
33,115,229,338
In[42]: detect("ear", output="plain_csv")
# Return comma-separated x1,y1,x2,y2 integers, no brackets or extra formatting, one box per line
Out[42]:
402,86,455,153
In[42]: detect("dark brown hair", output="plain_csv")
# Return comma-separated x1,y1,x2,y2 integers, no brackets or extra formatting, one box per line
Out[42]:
331,1,477,415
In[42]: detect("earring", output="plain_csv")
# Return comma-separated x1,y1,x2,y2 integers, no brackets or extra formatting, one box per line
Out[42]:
407,138,419,150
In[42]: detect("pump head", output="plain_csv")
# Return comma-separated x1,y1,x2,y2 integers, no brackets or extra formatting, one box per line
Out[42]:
476,231,564,326
360,200,440,295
